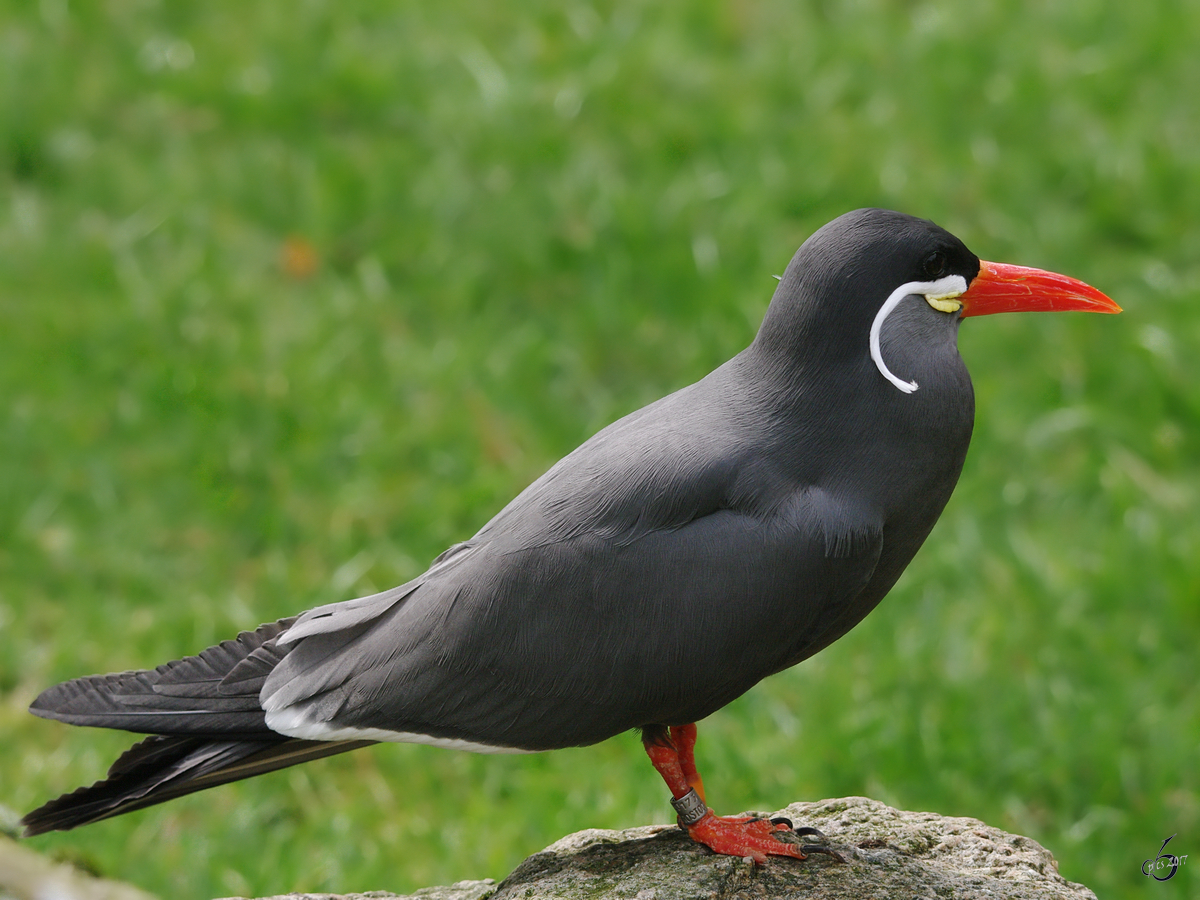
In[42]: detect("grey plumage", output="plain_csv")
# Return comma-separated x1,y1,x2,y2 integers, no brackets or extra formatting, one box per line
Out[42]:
24,618,374,833
24,209,983,834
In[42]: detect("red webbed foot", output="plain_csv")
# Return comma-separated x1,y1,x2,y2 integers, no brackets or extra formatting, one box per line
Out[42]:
685,812,807,863
642,723,843,864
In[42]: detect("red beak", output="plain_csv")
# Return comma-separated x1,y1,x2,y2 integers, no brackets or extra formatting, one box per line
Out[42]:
959,260,1121,318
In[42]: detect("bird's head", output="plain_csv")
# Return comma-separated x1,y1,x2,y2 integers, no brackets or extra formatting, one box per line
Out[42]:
754,208,1119,394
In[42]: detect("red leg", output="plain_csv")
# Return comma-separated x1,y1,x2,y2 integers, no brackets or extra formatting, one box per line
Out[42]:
669,724,706,803
642,724,805,864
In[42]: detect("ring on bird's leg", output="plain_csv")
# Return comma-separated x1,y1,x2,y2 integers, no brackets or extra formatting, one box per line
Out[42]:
670,788,709,827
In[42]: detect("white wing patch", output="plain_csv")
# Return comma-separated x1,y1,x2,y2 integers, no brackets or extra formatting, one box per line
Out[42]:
265,707,534,754
869,274,967,394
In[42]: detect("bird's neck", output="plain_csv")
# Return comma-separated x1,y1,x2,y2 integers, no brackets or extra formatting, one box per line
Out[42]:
729,341,975,518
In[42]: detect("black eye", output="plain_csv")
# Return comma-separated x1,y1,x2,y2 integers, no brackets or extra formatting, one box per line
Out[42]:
923,250,948,280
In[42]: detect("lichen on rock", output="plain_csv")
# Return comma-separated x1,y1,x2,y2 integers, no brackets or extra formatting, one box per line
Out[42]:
226,797,1097,900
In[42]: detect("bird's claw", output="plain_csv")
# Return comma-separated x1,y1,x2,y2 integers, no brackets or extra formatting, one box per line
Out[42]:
685,812,813,863
755,820,845,863
792,825,828,840
796,842,846,863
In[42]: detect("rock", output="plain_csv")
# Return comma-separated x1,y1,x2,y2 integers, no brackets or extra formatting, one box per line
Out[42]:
236,884,497,900
0,834,158,900
224,797,1097,900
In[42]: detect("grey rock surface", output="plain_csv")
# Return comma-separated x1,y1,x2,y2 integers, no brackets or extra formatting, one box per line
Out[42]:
227,797,1097,900
0,834,158,900
231,885,497,900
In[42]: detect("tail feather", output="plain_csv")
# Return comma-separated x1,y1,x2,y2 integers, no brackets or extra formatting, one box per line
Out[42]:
21,735,374,835
28,618,296,735
22,615,379,835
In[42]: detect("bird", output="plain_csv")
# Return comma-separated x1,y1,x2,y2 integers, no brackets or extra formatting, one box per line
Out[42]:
21,208,1119,862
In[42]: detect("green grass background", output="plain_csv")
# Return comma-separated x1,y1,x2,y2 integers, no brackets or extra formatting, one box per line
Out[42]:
1,2,1197,897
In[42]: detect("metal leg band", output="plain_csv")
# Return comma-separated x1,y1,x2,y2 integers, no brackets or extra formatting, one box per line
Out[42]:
670,788,708,827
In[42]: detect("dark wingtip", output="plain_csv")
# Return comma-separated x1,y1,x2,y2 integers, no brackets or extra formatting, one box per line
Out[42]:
20,814,53,837
19,736,375,835
20,785,98,836
28,689,61,720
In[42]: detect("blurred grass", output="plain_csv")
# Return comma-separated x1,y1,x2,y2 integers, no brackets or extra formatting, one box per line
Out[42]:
1,1,1197,897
